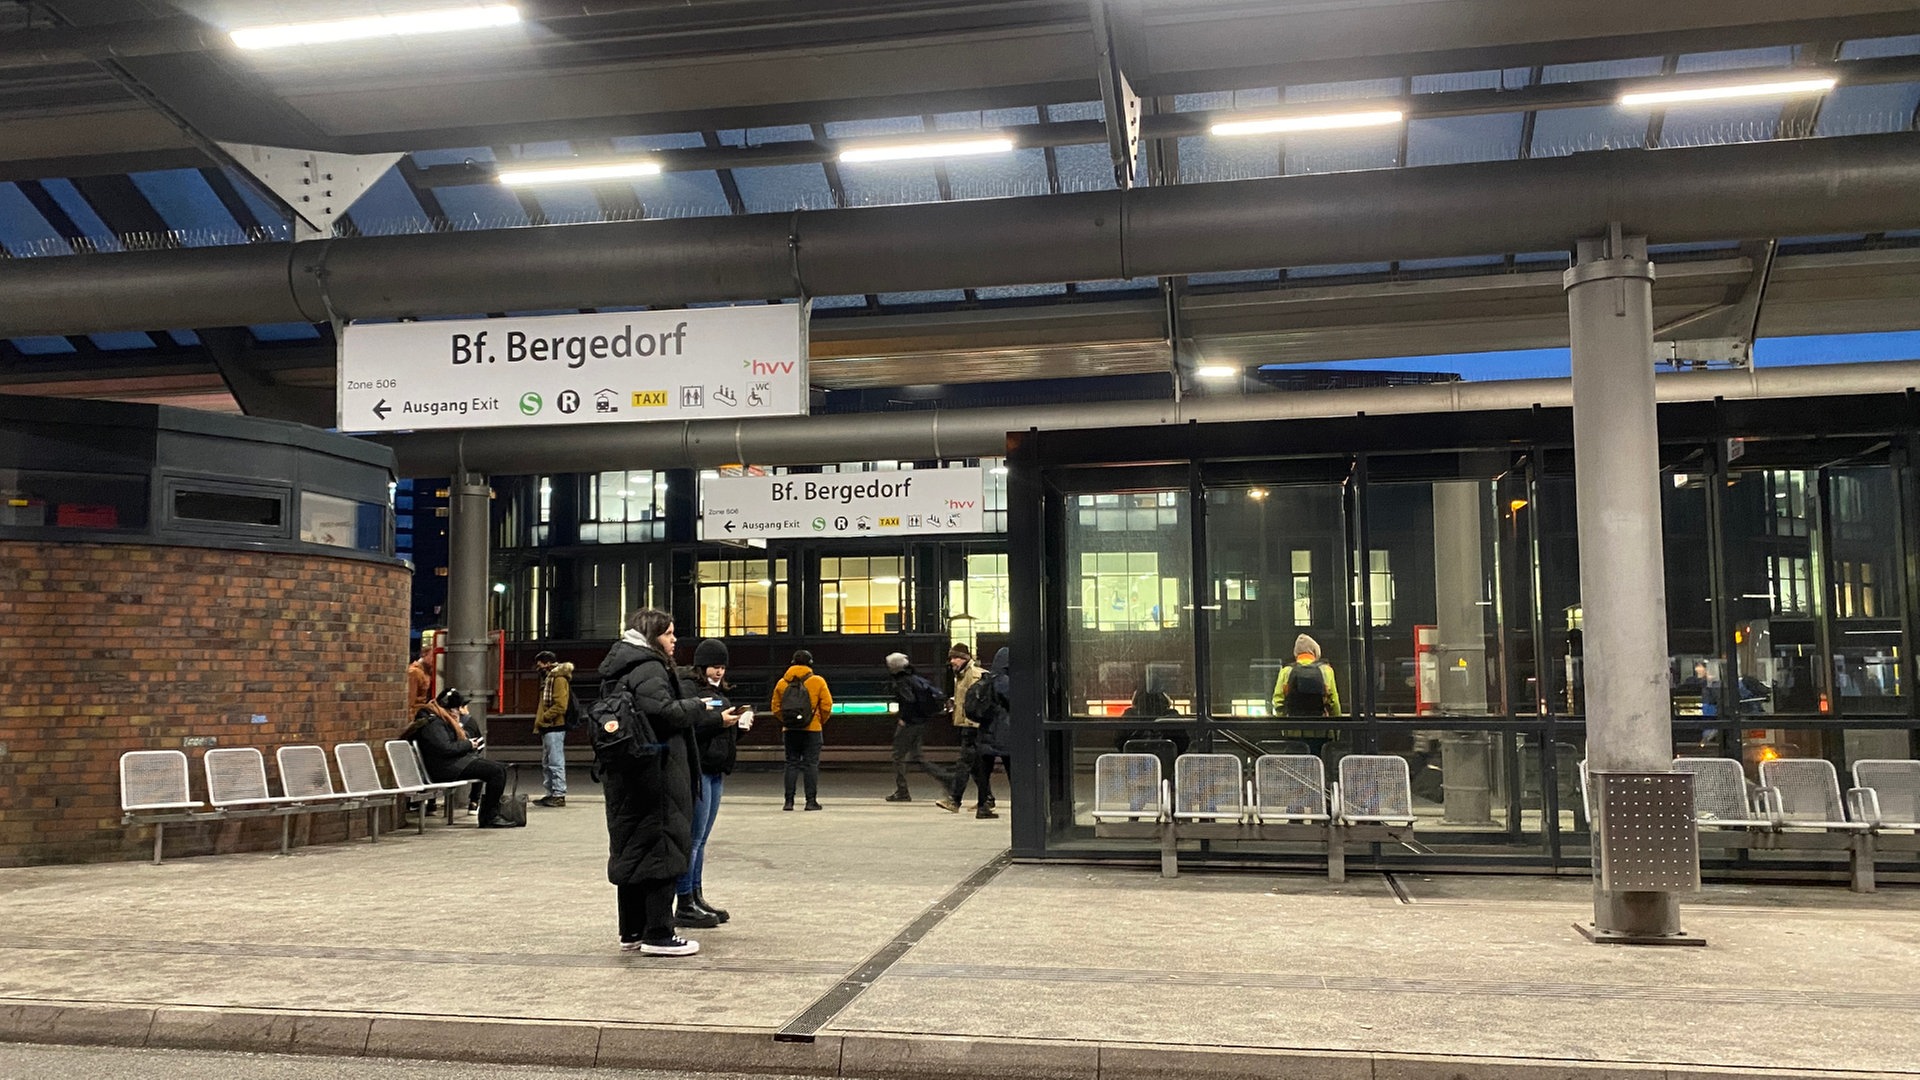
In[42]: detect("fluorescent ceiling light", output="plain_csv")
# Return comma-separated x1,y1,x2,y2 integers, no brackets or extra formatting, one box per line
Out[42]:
839,136,1015,163
497,161,663,186
1194,365,1239,379
1209,109,1404,137
1619,76,1836,107
230,4,520,49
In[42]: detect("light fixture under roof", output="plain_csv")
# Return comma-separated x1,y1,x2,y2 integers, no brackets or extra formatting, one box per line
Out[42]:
497,161,663,186
1194,364,1239,379
1209,108,1404,137
839,136,1016,163
230,4,521,50
1619,76,1836,107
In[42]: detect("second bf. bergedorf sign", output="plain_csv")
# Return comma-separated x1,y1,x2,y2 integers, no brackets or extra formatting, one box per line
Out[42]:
702,469,985,539
337,304,807,432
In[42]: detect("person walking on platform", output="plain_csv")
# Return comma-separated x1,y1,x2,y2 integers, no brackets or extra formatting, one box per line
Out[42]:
772,650,832,811
936,644,988,814
884,652,947,802
403,688,510,828
676,638,744,928
964,647,1014,819
532,651,574,807
599,609,707,956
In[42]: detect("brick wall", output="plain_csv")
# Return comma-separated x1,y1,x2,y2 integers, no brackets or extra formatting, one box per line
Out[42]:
0,541,412,866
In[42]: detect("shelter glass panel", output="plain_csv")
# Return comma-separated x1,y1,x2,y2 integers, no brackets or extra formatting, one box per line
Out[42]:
948,552,1010,653
1827,466,1906,715
1064,489,1193,717
1204,484,1349,718
1723,468,1824,716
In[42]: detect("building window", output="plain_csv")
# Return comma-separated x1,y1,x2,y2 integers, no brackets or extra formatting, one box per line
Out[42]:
1771,555,1811,616
948,553,1011,649
1368,549,1395,625
583,470,667,544
1291,549,1313,624
1076,490,1181,532
699,558,788,636
820,555,906,634
1079,551,1183,631
1767,470,1810,538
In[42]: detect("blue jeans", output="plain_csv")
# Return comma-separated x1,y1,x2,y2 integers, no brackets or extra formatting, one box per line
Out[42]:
678,773,724,894
540,729,567,797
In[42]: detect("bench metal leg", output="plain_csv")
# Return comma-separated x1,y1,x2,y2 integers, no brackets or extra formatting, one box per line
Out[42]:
1851,833,1876,893
1328,825,1346,883
367,807,381,843
152,822,165,866
1160,826,1179,878
280,816,291,856
444,797,456,826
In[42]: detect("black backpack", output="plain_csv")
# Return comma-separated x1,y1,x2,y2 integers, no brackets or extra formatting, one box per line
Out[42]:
904,673,945,720
779,674,815,731
588,665,662,770
1283,661,1328,717
963,675,1003,725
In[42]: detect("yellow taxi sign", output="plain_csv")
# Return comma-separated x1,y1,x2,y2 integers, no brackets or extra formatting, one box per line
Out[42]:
631,391,668,407
879,516,901,527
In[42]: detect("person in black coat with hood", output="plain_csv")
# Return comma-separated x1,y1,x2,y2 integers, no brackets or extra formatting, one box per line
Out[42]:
969,647,1014,820
598,608,710,957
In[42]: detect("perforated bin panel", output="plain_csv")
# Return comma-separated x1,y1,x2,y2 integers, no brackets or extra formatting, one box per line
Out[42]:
1174,754,1244,820
1855,759,1920,825
1254,755,1328,820
204,748,271,806
1093,753,1162,817
278,745,338,798
1594,772,1700,891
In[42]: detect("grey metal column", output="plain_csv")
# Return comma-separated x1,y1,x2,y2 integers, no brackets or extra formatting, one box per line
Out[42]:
1433,479,1495,825
1565,231,1690,941
447,472,493,736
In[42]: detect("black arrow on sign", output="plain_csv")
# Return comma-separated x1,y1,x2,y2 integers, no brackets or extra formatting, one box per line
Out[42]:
724,520,736,533
372,399,391,421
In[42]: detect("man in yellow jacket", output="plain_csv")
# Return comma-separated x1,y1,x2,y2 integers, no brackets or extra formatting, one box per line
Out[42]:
771,649,832,811
1271,634,1342,717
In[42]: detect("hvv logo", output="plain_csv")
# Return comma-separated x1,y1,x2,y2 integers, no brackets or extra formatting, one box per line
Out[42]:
744,359,796,375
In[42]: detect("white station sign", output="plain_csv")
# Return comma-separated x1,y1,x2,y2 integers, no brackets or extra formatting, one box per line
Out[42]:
701,468,986,540
337,304,808,432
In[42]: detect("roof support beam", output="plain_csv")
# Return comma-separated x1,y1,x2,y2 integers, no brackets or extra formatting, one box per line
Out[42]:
2,133,1919,337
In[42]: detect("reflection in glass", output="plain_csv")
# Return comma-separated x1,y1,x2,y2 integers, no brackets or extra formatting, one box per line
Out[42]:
1828,467,1905,715
1065,489,1192,716
1367,478,1505,717
1724,469,1822,714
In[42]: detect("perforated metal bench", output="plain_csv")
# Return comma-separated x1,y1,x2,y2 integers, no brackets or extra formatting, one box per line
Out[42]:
276,745,381,843
1092,751,1418,881
119,750,220,865
386,739,470,827
1654,756,1880,892
330,742,404,841
204,747,350,855
1852,760,1920,831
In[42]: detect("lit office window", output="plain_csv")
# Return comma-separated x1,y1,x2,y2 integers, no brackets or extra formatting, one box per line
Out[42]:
1771,555,1812,616
583,470,668,543
1368,549,1395,624
1080,551,1182,631
820,555,906,634
948,552,1011,648
698,558,788,636
1291,549,1314,624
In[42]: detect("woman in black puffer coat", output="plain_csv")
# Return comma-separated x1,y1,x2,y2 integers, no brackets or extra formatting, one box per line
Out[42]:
598,608,706,957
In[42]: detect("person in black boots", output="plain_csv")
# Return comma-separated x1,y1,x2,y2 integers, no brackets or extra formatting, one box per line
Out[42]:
675,637,744,929
599,609,707,957
403,688,510,827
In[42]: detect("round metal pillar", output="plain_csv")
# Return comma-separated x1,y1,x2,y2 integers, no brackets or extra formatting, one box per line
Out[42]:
1564,232,1688,942
446,474,493,735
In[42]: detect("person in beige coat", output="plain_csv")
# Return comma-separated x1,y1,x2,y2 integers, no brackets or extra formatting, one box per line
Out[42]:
937,643,991,813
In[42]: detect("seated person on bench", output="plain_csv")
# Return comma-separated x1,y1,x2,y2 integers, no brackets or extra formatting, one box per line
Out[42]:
404,688,511,828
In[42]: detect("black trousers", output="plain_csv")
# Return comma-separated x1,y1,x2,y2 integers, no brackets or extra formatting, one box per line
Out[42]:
616,878,678,942
948,729,980,802
783,729,822,801
453,758,508,824
973,752,1009,806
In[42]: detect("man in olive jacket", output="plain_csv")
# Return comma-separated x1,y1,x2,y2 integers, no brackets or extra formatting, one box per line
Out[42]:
533,651,573,807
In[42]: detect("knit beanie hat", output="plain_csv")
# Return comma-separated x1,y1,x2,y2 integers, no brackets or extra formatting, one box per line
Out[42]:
886,652,911,673
949,643,972,659
691,638,730,669
1294,634,1322,660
